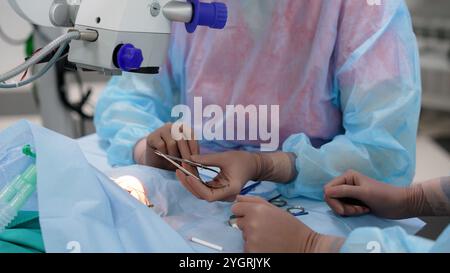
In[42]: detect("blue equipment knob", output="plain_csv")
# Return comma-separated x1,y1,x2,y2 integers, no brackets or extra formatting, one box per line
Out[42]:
116,44,144,72
186,0,228,33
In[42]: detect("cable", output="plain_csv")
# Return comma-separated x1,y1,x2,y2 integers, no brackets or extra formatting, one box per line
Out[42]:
17,48,43,82
0,31,81,83
55,60,94,120
0,25,31,45
0,41,69,88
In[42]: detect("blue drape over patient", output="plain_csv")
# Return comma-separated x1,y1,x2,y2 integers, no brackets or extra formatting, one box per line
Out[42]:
341,225,450,253
95,0,422,200
0,121,428,252
0,121,193,252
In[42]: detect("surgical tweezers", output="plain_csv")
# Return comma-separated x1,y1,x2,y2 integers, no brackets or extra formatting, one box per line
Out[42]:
154,150,226,189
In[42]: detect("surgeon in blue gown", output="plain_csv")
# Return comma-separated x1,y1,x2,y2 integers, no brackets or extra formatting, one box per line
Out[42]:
95,0,422,202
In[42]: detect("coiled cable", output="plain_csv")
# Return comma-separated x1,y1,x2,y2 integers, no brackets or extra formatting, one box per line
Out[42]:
0,31,81,84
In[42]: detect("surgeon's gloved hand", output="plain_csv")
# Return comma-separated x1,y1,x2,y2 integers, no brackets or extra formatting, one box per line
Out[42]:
176,151,257,202
134,123,199,171
176,151,297,202
232,195,345,253
324,170,426,219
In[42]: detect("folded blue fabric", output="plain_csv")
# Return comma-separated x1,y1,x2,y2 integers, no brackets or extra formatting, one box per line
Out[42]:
0,121,426,253
0,120,192,253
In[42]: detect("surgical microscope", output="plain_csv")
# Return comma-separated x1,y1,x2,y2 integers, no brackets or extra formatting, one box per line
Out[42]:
0,0,227,137
0,0,227,228
1,0,228,88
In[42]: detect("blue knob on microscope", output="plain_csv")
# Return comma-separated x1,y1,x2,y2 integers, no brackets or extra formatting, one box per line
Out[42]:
186,0,228,33
116,44,144,72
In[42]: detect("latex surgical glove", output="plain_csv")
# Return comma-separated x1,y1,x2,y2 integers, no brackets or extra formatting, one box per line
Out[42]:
418,177,450,216
324,170,428,219
176,152,297,202
232,195,345,253
134,123,199,171
176,151,257,202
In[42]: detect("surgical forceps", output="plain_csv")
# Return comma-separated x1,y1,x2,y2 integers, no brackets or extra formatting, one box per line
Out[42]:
154,150,226,189
228,194,309,229
269,194,309,216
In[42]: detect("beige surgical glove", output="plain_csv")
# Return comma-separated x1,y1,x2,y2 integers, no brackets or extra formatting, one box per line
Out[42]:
419,176,450,216
133,123,199,172
176,151,297,202
176,151,259,202
232,195,344,253
324,171,450,219
252,152,297,183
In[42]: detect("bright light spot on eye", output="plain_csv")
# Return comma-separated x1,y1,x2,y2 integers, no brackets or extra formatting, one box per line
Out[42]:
112,176,153,207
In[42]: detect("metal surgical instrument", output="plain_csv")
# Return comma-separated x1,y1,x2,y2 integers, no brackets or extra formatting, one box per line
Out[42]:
268,194,288,207
287,206,309,217
154,150,226,189
268,194,309,217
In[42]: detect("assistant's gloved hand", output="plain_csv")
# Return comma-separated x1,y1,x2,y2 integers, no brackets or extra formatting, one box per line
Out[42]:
134,123,199,171
324,170,429,219
232,195,345,253
176,151,297,202
419,177,450,216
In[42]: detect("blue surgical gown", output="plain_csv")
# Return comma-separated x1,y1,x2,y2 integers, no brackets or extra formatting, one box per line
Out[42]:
341,225,450,253
95,0,422,200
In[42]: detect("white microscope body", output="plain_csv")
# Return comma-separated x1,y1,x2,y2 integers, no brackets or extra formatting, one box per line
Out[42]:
70,0,174,74
8,0,228,75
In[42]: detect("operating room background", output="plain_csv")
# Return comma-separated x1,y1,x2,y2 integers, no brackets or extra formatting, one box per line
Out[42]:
0,0,449,236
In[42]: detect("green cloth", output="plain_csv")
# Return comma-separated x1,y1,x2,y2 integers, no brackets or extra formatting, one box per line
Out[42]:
0,211,45,253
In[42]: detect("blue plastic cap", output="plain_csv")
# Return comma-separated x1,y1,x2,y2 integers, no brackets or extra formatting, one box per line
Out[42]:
186,0,228,33
116,44,144,72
